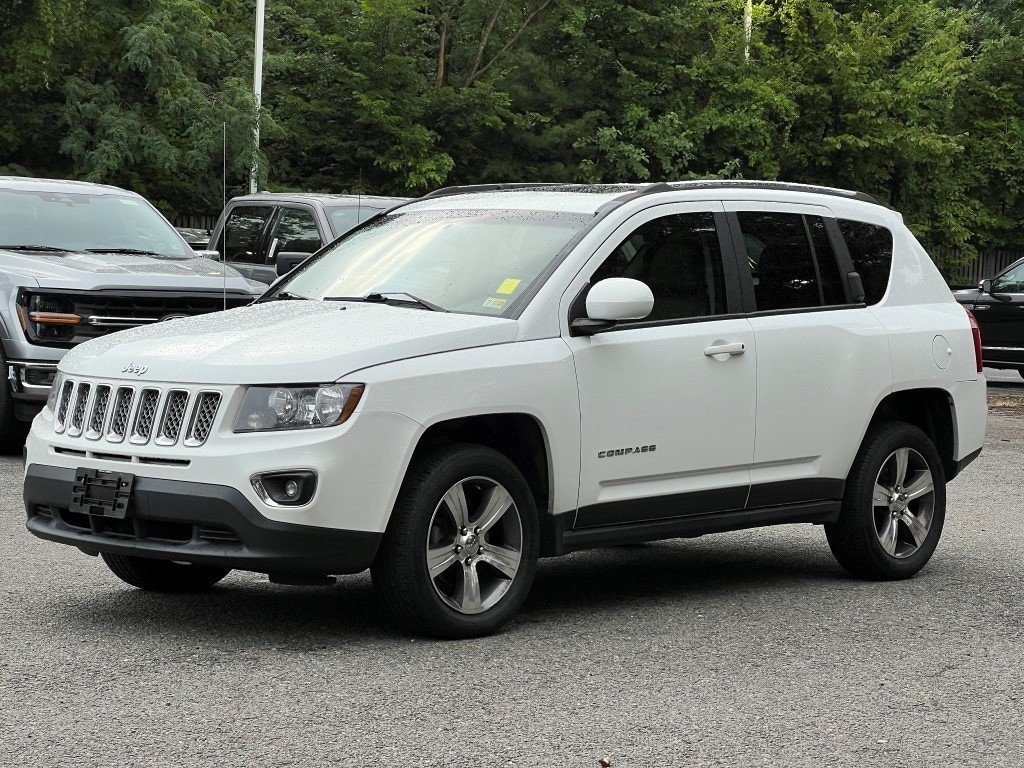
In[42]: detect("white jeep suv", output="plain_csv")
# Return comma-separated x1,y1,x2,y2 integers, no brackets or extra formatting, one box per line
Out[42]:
24,181,987,638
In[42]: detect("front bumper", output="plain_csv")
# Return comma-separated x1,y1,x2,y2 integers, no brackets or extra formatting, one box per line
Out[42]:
7,360,59,421
24,464,382,575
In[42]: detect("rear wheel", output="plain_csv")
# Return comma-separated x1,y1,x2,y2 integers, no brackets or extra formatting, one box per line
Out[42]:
826,422,946,580
372,444,539,639
101,553,230,592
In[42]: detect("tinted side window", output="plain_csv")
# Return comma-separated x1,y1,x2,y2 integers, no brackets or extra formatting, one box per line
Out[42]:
737,212,822,311
222,206,273,264
273,208,321,258
591,212,727,321
993,262,1024,293
838,219,893,305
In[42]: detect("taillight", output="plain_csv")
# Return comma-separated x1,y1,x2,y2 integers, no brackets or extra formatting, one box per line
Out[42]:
965,308,983,373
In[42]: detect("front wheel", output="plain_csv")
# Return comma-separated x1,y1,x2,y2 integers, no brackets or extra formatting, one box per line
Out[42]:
826,422,946,580
372,444,539,639
101,553,230,592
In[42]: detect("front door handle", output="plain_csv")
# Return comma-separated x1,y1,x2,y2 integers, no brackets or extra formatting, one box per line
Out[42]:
704,342,746,357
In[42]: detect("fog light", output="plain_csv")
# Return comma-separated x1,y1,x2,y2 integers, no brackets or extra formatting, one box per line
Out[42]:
251,470,317,506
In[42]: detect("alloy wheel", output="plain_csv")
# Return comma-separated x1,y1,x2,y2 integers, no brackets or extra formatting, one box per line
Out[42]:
425,476,524,615
872,447,935,559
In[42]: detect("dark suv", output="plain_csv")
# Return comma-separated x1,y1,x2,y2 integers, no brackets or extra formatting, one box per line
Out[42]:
954,257,1024,377
208,192,409,284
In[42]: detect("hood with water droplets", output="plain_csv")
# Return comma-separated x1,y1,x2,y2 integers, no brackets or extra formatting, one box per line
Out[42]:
59,300,518,384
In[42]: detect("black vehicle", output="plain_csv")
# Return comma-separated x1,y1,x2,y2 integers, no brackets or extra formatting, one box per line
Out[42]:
208,192,409,284
953,257,1024,376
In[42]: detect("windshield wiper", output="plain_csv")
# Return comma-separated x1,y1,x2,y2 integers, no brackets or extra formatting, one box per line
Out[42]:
0,244,69,252
266,291,311,302
85,247,169,257
324,291,447,312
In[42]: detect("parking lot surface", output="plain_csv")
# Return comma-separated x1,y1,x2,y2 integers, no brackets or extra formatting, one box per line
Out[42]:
2,385,1022,767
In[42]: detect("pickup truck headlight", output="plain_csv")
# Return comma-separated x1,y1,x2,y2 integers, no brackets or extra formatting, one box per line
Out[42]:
233,384,364,433
16,291,80,343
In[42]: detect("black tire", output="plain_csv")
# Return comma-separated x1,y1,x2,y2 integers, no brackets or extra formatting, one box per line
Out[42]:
371,443,539,639
101,552,230,592
0,348,29,454
826,421,946,580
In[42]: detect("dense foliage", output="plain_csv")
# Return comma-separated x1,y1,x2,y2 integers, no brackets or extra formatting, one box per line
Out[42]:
1,0,1022,259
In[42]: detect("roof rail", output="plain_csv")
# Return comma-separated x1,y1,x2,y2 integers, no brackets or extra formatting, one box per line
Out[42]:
421,182,576,200
665,179,881,206
593,182,676,216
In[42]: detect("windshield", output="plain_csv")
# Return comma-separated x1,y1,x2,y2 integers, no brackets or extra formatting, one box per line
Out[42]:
272,209,590,316
0,188,192,257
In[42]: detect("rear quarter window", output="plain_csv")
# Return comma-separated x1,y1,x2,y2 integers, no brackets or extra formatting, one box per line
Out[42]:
839,219,893,305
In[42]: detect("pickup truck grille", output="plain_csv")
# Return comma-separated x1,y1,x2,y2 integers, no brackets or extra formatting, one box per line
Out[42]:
54,378,223,448
21,289,254,348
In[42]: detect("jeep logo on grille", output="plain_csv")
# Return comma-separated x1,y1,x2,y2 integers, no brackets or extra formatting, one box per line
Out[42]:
122,363,148,376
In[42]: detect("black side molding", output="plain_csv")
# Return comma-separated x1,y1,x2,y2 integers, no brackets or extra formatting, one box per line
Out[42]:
953,447,982,478
561,501,840,552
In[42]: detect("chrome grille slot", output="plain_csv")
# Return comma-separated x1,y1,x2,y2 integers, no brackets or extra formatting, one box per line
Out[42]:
156,390,189,446
107,387,135,443
51,377,222,448
185,392,221,446
129,389,161,445
66,383,91,437
54,379,75,433
85,385,111,440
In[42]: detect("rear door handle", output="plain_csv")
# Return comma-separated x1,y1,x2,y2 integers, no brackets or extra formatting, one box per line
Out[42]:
704,342,746,357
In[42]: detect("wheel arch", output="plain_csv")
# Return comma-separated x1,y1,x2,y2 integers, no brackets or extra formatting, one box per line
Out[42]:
406,411,553,539
867,388,959,480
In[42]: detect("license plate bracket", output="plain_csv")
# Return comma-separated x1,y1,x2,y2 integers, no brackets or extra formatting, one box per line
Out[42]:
70,468,135,519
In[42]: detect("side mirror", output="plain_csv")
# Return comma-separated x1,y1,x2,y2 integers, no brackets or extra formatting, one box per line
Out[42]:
572,278,654,335
981,278,1012,302
194,249,221,261
277,251,312,276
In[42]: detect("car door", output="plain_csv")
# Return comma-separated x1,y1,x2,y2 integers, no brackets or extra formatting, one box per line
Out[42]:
972,260,1024,363
724,202,892,506
564,203,757,529
263,205,324,284
214,204,276,282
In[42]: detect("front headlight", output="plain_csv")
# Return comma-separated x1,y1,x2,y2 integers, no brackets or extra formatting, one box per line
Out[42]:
44,372,63,414
233,383,364,433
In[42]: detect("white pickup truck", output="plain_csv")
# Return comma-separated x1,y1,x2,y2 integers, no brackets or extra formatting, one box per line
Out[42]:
24,181,987,638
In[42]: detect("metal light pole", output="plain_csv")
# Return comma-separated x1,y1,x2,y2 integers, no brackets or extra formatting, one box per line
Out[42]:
250,0,266,194
744,0,753,62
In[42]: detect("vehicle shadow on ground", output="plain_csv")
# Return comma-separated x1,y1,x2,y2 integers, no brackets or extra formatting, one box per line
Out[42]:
45,534,848,644
523,536,846,616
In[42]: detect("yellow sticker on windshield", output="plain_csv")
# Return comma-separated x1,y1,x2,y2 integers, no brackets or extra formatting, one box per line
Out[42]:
496,278,521,295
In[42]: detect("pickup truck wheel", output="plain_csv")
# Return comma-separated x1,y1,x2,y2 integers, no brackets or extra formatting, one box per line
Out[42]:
0,350,29,454
826,422,945,580
101,553,230,592
372,444,539,639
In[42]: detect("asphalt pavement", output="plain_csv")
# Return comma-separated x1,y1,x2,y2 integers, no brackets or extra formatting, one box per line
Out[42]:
2,382,1022,767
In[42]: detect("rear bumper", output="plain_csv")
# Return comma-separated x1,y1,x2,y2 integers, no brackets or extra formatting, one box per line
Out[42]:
24,464,382,575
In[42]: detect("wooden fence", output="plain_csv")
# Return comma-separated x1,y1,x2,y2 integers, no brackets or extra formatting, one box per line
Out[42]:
171,213,218,231
939,249,1024,288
